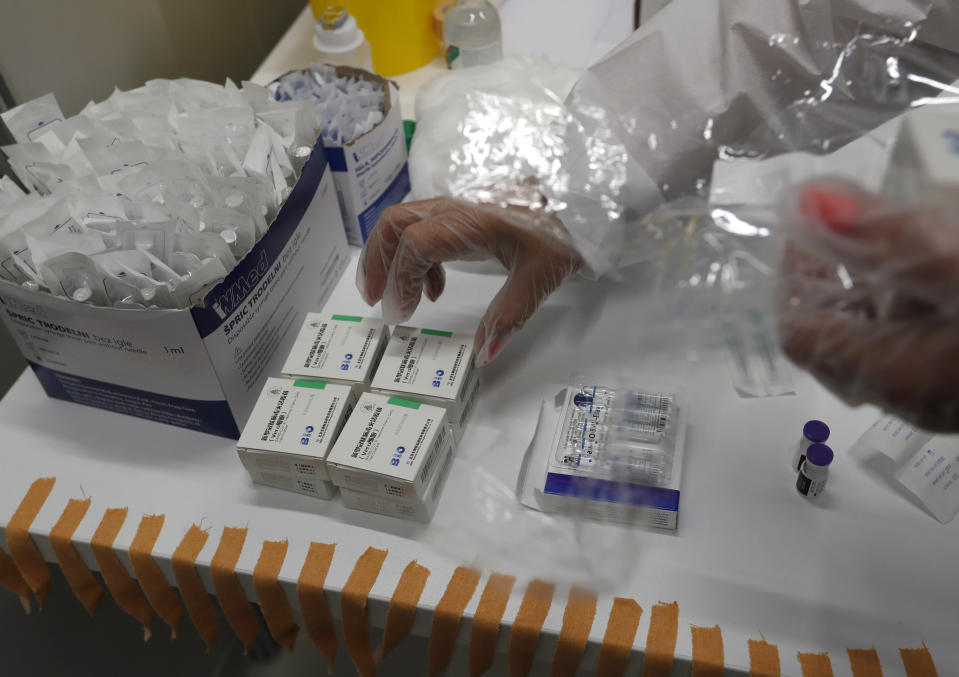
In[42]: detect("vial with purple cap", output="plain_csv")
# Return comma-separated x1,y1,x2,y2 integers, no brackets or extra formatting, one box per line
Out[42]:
793,420,830,471
796,443,834,498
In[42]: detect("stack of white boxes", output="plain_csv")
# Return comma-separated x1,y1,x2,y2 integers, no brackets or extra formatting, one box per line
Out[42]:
236,316,479,522
368,326,480,443
236,377,356,499
326,392,454,522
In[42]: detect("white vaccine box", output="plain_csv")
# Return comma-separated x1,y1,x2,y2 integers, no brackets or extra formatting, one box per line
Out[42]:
237,377,356,499
370,326,480,441
0,139,349,439
882,104,959,203
326,392,452,501
340,436,454,523
240,465,339,500
281,313,388,394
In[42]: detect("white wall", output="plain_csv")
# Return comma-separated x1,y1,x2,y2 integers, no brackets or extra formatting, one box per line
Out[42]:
0,0,305,115
0,0,305,395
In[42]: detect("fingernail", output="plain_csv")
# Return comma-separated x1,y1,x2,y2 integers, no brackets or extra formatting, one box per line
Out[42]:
799,186,861,234
478,338,502,367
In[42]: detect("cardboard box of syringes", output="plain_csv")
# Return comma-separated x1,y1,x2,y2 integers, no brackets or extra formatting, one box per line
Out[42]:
278,65,410,247
326,66,409,246
0,139,349,438
316,66,410,247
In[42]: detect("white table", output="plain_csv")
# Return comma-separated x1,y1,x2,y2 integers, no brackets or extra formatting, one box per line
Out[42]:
1,245,955,676
3,3,958,676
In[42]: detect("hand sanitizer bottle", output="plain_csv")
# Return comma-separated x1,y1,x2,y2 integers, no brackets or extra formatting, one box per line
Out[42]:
443,0,503,69
313,5,374,72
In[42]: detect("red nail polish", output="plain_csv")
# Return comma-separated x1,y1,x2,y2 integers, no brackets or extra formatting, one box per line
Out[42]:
799,187,861,234
487,339,501,361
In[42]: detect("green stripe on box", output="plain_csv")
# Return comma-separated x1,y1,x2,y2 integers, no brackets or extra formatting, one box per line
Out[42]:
294,380,327,389
421,328,453,337
331,314,363,322
388,397,421,410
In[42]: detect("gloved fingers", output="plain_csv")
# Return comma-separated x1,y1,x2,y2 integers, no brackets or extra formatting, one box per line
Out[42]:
425,263,446,302
786,180,959,312
357,198,452,305
780,242,878,317
381,215,496,325
474,249,581,366
780,307,959,432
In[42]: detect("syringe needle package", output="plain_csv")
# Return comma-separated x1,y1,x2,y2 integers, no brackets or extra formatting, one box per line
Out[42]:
519,381,688,530
237,378,356,499
326,392,453,509
281,313,388,394
370,326,480,442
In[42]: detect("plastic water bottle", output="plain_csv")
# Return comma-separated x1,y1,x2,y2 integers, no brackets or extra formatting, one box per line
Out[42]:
443,0,502,69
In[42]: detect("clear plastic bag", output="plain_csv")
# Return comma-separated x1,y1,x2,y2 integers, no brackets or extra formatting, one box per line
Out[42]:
397,9,959,580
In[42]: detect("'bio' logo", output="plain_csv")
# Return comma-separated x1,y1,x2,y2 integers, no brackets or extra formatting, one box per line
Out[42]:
432,369,445,388
340,353,354,371
391,445,406,466
300,425,315,445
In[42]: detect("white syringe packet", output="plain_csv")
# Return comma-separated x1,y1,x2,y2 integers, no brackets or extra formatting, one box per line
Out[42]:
0,92,65,144
0,78,326,308
0,176,27,208
39,252,131,306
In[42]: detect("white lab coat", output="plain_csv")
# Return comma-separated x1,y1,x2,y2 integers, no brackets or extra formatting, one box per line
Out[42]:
561,0,959,277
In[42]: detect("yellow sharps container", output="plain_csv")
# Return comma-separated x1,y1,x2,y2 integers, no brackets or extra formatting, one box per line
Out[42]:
309,0,440,76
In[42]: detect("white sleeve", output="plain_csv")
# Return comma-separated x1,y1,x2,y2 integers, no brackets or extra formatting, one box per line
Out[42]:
559,0,959,278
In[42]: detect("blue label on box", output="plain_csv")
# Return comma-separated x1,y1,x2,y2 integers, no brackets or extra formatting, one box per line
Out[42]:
325,146,347,172
543,472,680,511
29,361,240,438
358,163,410,241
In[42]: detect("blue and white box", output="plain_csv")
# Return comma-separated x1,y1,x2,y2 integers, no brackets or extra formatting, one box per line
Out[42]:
322,66,410,246
520,384,687,530
882,104,959,204
0,141,349,438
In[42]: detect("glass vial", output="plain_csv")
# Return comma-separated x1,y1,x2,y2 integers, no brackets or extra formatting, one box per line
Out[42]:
793,419,830,471
797,443,834,498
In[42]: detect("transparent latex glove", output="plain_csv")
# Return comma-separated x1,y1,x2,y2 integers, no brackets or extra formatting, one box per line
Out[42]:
357,197,583,365
779,180,959,432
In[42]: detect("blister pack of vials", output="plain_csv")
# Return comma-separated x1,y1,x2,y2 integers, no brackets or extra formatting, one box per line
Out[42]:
550,383,684,487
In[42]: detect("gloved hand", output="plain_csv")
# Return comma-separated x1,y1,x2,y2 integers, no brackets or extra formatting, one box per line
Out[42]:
357,197,583,365
778,180,959,432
